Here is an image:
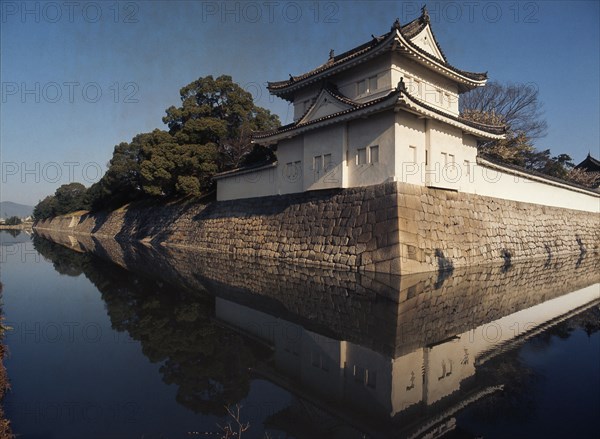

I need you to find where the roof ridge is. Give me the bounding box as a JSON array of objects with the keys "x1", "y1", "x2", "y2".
[
  {"x1": 398, "y1": 87, "x2": 506, "y2": 135},
  {"x1": 295, "y1": 85, "x2": 358, "y2": 125},
  {"x1": 253, "y1": 89, "x2": 400, "y2": 139},
  {"x1": 267, "y1": 14, "x2": 486, "y2": 96}
]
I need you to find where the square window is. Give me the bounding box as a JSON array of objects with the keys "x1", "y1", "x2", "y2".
[
  {"x1": 311, "y1": 350, "x2": 320, "y2": 367},
  {"x1": 413, "y1": 79, "x2": 421, "y2": 96},
  {"x1": 367, "y1": 370, "x2": 377, "y2": 389},
  {"x1": 354, "y1": 365, "x2": 366, "y2": 383},
  {"x1": 314, "y1": 155, "x2": 322, "y2": 173},
  {"x1": 370, "y1": 145, "x2": 379, "y2": 164},
  {"x1": 323, "y1": 154, "x2": 332, "y2": 171},
  {"x1": 369, "y1": 76, "x2": 377, "y2": 92},
  {"x1": 409, "y1": 145, "x2": 417, "y2": 163},
  {"x1": 357, "y1": 80, "x2": 366, "y2": 95},
  {"x1": 357, "y1": 148, "x2": 367, "y2": 165}
]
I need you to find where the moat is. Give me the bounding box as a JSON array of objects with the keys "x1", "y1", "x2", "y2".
[{"x1": 0, "y1": 229, "x2": 598, "y2": 438}]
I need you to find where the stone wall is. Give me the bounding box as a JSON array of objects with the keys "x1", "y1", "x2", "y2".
[{"x1": 34, "y1": 181, "x2": 599, "y2": 274}]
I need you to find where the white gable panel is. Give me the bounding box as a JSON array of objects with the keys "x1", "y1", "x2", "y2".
[
  {"x1": 410, "y1": 25, "x2": 445, "y2": 61},
  {"x1": 300, "y1": 90, "x2": 354, "y2": 124}
]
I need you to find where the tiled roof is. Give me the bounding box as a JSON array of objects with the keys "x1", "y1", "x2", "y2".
[
  {"x1": 267, "y1": 9, "x2": 486, "y2": 97},
  {"x1": 253, "y1": 88, "x2": 399, "y2": 139},
  {"x1": 253, "y1": 81, "x2": 505, "y2": 141},
  {"x1": 213, "y1": 161, "x2": 277, "y2": 180},
  {"x1": 479, "y1": 155, "x2": 600, "y2": 194},
  {"x1": 399, "y1": 9, "x2": 448, "y2": 62},
  {"x1": 398, "y1": 86, "x2": 506, "y2": 135},
  {"x1": 575, "y1": 154, "x2": 600, "y2": 172}
]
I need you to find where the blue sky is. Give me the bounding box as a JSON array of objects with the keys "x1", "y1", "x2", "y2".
[{"x1": 1, "y1": 0, "x2": 599, "y2": 206}]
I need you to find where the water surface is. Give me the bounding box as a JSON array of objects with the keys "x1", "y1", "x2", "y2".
[{"x1": 0, "y1": 230, "x2": 598, "y2": 438}]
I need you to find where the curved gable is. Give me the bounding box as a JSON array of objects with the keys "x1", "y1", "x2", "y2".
[
  {"x1": 299, "y1": 88, "x2": 355, "y2": 124},
  {"x1": 409, "y1": 24, "x2": 446, "y2": 62}
]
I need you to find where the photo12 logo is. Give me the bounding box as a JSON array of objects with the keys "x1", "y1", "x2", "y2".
[
  {"x1": 200, "y1": 1, "x2": 340, "y2": 24},
  {"x1": 0, "y1": 2, "x2": 140, "y2": 24},
  {"x1": 1, "y1": 82, "x2": 140, "y2": 104},
  {"x1": 1, "y1": 161, "x2": 105, "y2": 184},
  {"x1": 400, "y1": 2, "x2": 540, "y2": 24}
]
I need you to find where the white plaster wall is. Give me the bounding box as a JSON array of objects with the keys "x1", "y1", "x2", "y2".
[
  {"x1": 216, "y1": 166, "x2": 278, "y2": 201},
  {"x1": 292, "y1": 84, "x2": 322, "y2": 121},
  {"x1": 277, "y1": 137, "x2": 304, "y2": 195},
  {"x1": 291, "y1": 53, "x2": 394, "y2": 119},
  {"x1": 298, "y1": 331, "x2": 345, "y2": 400},
  {"x1": 346, "y1": 112, "x2": 396, "y2": 187},
  {"x1": 215, "y1": 298, "x2": 345, "y2": 398},
  {"x1": 466, "y1": 162, "x2": 600, "y2": 213},
  {"x1": 410, "y1": 26, "x2": 445, "y2": 61},
  {"x1": 335, "y1": 53, "x2": 395, "y2": 103},
  {"x1": 343, "y1": 343, "x2": 394, "y2": 415},
  {"x1": 303, "y1": 124, "x2": 345, "y2": 190},
  {"x1": 426, "y1": 120, "x2": 478, "y2": 191},
  {"x1": 395, "y1": 112, "x2": 427, "y2": 186},
  {"x1": 392, "y1": 53, "x2": 460, "y2": 116},
  {"x1": 424, "y1": 340, "x2": 476, "y2": 405},
  {"x1": 390, "y1": 349, "x2": 425, "y2": 415},
  {"x1": 394, "y1": 115, "x2": 478, "y2": 191}
]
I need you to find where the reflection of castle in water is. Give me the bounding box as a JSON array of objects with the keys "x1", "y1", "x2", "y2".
[
  {"x1": 216, "y1": 281, "x2": 598, "y2": 438},
  {"x1": 37, "y1": 231, "x2": 600, "y2": 438}
]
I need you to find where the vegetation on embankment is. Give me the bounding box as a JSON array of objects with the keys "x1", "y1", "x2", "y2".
[
  {"x1": 0, "y1": 221, "x2": 33, "y2": 231},
  {"x1": 33, "y1": 75, "x2": 280, "y2": 221},
  {"x1": 0, "y1": 283, "x2": 13, "y2": 439}
]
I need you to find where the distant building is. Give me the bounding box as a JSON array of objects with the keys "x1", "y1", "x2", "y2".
[
  {"x1": 215, "y1": 7, "x2": 505, "y2": 200},
  {"x1": 575, "y1": 153, "x2": 600, "y2": 173}
]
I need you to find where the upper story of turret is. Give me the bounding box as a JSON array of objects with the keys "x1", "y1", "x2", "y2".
[{"x1": 266, "y1": 7, "x2": 488, "y2": 122}]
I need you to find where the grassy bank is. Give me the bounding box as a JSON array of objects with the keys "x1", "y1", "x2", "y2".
[
  {"x1": 0, "y1": 283, "x2": 13, "y2": 438},
  {"x1": 0, "y1": 224, "x2": 32, "y2": 231}
]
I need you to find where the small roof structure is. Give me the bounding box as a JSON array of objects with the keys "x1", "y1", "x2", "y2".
[{"x1": 575, "y1": 153, "x2": 600, "y2": 173}]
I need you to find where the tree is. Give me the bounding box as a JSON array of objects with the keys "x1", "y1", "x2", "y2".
[
  {"x1": 461, "y1": 81, "x2": 547, "y2": 141},
  {"x1": 163, "y1": 75, "x2": 280, "y2": 170},
  {"x1": 33, "y1": 195, "x2": 58, "y2": 220},
  {"x1": 460, "y1": 81, "x2": 584, "y2": 181},
  {"x1": 33, "y1": 183, "x2": 90, "y2": 220},
  {"x1": 37, "y1": 76, "x2": 282, "y2": 215},
  {"x1": 460, "y1": 81, "x2": 548, "y2": 168},
  {"x1": 4, "y1": 216, "x2": 22, "y2": 225},
  {"x1": 55, "y1": 182, "x2": 89, "y2": 213},
  {"x1": 89, "y1": 140, "x2": 145, "y2": 210},
  {"x1": 564, "y1": 168, "x2": 600, "y2": 188}
]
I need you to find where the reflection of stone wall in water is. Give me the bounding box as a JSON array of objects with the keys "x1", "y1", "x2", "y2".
[
  {"x1": 34, "y1": 182, "x2": 600, "y2": 274},
  {"x1": 37, "y1": 230, "x2": 600, "y2": 359},
  {"x1": 31, "y1": 233, "x2": 270, "y2": 418},
  {"x1": 35, "y1": 231, "x2": 600, "y2": 438}
]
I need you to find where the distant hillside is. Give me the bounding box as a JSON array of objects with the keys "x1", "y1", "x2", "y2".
[{"x1": 0, "y1": 201, "x2": 34, "y2": 218}]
